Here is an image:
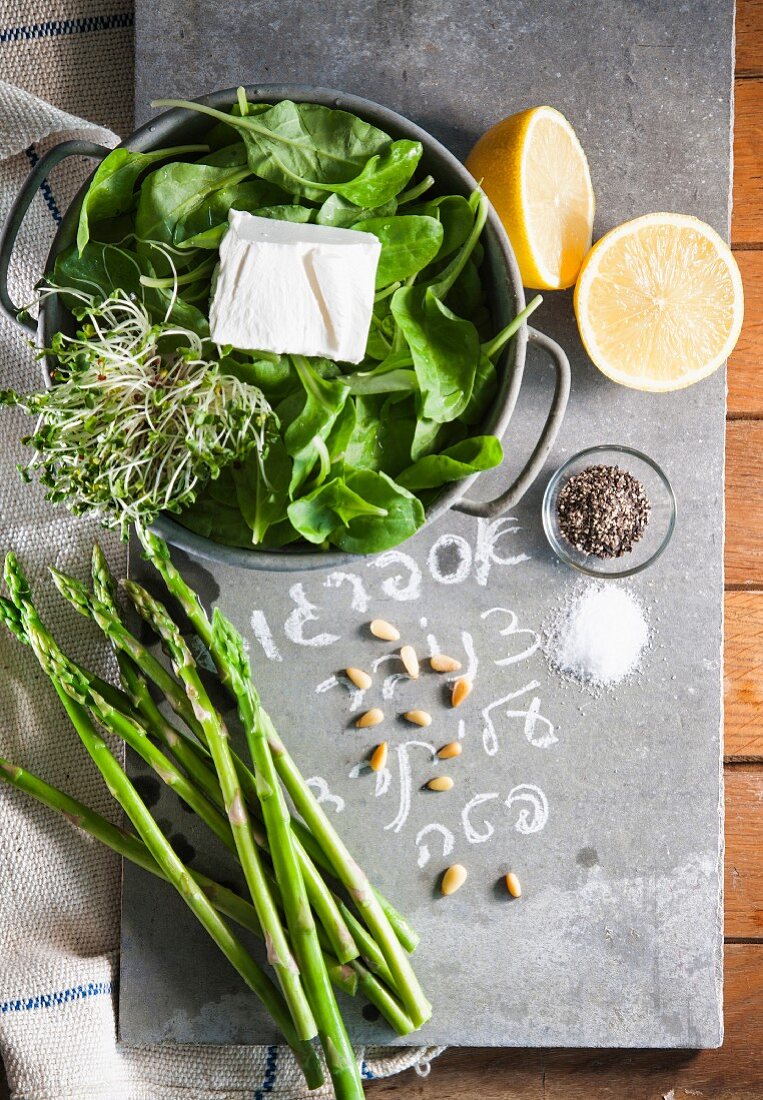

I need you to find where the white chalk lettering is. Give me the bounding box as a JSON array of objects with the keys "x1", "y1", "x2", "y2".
[
  {"x1": 249, "y1": 610, "x2": 283, "y2": 662},
  {"x1": 284, "y1": 583, "x2": 340, "y2": 647},
  {"x1": 415, "y1": 823, "x2": 455, "y2": 868},
  {"x1": 368, "y1": 550, "x2": 422, "y2": 601}
]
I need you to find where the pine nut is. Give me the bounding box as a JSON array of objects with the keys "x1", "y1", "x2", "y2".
[
  {"x1": 505, "y1": 871, "x2": 522, "y2": 898},
  {"x1": 437, "y1": 741, "x2": 462, "y2": 759},
  {"x1": 356, "y1": 707, "x2": 384, "y2": 728},
  {"x1": 346, "y1": 667, "x2": 372, "y2": 690},
  {"x1": 441, "y1": 864, "x2": 467, "y2": 896},
  {"x1": 369, "y1": 742, "x2": 388, "y2": 772},
  {"x1": 426, "y1": 775, "x2": 454, "y2": 792},
  {"x1": 403, "y1": 709, "x2": 432, "y2": 727},
  {"x1": 430, "y1": 654, "x2": 462, "y2": 673},
  {"x1": 451, "y1": 677, "x2": 473, "y2": 708},
  {"x1": 370, "y1": 619, "x2": 400, "y2": 642},
  {"x1": 400, "y1": 644, "x2": 419, "y2": 679}
]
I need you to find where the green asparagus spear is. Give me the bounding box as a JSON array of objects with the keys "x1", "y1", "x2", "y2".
[
  {"x1": 135, "y1": 525, "x2": 430, "y2": 1028},
  {"x1": 55, "y1": 560, "x2": 358, "y2": 967},
  {"x1": 0, "y1": 753, "x2": 357, "y2": 998},
  {"x1": 2, "y1": 554, "x2": 323, "y2": 1090},
  {"x1": 120, "y1": 579, "x2": 317, "y2": 1044},
  {"x1": 211, "y1": 608, "x2": 364, "y2": 1100}
]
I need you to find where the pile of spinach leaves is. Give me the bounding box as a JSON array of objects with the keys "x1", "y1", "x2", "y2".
[{"x1": 52, "y1": 91, "x2": 539, "y2": 555}]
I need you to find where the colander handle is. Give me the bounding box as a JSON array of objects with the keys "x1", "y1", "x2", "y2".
[
  {"x1": 453, "y1": 326, "x2": 571, "y2": 518},
  {"x1": 0, "y1": 139, "x2": 111, "y2": 334}
]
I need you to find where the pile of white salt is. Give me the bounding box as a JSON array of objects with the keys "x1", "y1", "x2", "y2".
[{"x1": 545, "y1": 583, "x2": 650, "y2": 688}]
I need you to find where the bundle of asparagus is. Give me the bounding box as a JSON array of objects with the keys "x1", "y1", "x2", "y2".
[{"x1": 0, "y1": 527, "x2": 431, "y2": 1100}]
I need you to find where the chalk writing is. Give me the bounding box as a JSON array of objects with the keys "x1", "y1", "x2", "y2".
[
  {"x1": 506, "y1": 784, "x2": 549, "y2": 834},
  {"x1": 368, "y1": 550, "x2": 422, "y2": 601},
  {"x1": 249, "y1": 610, "x2": 283, "y2": 662},
  {"x1": 427, "y1": 533, "x2": 473, "y2": 585},
  {"x1": 323, "y1": 571, "x2": 370, "y2": 613},
  {"x1": 306, "y1": 777, "x2": 345, "y2": 814},
  {"x1": 415, "y1": 823, "x2": 455, "y2": 868},
  {"x1": 481, "y1": 606, "x2": 541, "y2": 667},
  {"x1": 315, "y1": 674, "x2": 365, "y2": 710},
  {"x1": 384, "y1": 740, "x2": 436, "y2": 834},
  {"x1": 461, "y1": 792, "x2": 499, "y2": 843},
  {"x1": 284, "y1": 583, "x2": 339, "y2": 647},
  {"x1": 474, "y1": 517, "x2": 530, "y2": 586}
]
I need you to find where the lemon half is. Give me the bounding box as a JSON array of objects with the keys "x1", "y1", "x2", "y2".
[
  {"x1": 574, "y1": 212, "x2": 744, "y2": 392},
  {"x1": 466, "y1": 105, "x2": 595, "y2": 290}
]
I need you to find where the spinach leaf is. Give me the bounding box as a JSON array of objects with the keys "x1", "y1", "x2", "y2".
[
  {"x1": 52, "y1": 241, "x2": 208, "y2": 334},
  {"x1": 327, "y1": 140, "x2": 422, "y2": 206},
  {"x1": 283, "y1": 355, "x2": 350, "y2": 494},
  {"x1": 355, "y1": 215, "x2": 443, "y2": 287},
  {"x1": 155, "y1": 98, "x2": 421, "y2": 205},
  {"x1": 287, "y1": 476, "x2": 389, "y2": 544},
  {"x1": 196, "y1": 143, "x2": 248, "y2": 167},
  {"x1": 389, "y1": 193, "x2": 489, "y2": 422},
  {"x1": 221, "y1": 355, "x2": 297, "y2": 403},
  {"x1": 345, "y1": 395, "x2": 416, "y2": 476},
  {"x1": 447, "y1": 258, "x2": 484, "y2": 318},
  {"x1": 177, "y1": 469, "x2": 257, "y2": 549},
  {"x1": 421, "y1": 195, "x2": 474, "y2": 258},
  {"x1": 232, "y1": 434, "x2": 292, "y2": 544},
  {"x1": 317, "y1": 193, "x2": 396, "y2": 228},
  {"x1": 77, "y1": 145, "x2": 207, "y2": 254},
  {"x1": 461, "y1": 353, "x2": 498, "y2": 426},
  {"x1": 172, "y1": 180, "x2": 287, "y2": 244},
  {"x1": 328, "y1": 468, "x2": 425, "y2": 553},
  {"x1": 323, "y1": 398, "x2": 356, "y2": 471},
  {"x1": 135, "y1": 162, "x2": 252, "y2": 246},
  {"x1": 391, "y1": 286, "x2": 480, "y2": 422},
  {"x1": 397, "y1": 435, "x2": 503, "y2": 490},
  {"x1": 345, "y1": 359, "x2": 418, "y2": 396}
]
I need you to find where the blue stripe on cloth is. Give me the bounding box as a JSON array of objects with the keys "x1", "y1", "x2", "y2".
[
  {"x1": 24, "y1": 144, "x2": 62, "y2": 225},
  {"x1": 0, "y1": 980, "x2": 113, "y2": 1015},
  {"x1": 254, "y1": 1044, "x2": 278, "y2": 1099},
  {"x1": 0, "y1": 14, "x2": 134, "y2": 43},
  {"x1": 361, "y1": 1060, "x2": 376, "y2": 1080}
]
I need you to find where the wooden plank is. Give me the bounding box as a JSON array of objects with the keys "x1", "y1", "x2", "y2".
[
  {"x1": 725, "y1": 421, "x2": 763, "y2": 586},
  {"x1": 736, "y1": 0, "x2": 763, "y2": 76},
  {"x1": 732, "y1": 79, "x2": 763, "y2": 245},
  {"x1": 728, "y1": 250, "x2": 763, "y2": 417},
  {"x1": 725, "y1": 592, "x2": 763, "y2": 758},
  {"x1": 368, "y1": 944, "x2": 763, "y2": 1098},
  {"x1": 725, "y1": 767, "x2": 763, "y2": 938}
]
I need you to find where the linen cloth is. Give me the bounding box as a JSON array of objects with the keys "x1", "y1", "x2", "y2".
[{"x1": 0, "y1": 5, "x2": 442, "y2": 1096}]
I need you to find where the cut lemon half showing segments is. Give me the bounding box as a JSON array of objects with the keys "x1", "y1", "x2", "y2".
[
  {"x1": 574, "y1": 213, "x2": 744, "y2": 392},
  {"x1": 466, "y1": 105, "x2": 595, "y2": 291}
]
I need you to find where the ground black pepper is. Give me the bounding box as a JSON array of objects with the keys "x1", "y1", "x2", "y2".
[{"x1": 556, "y1": 464, "x2": 650, "y2": 558}]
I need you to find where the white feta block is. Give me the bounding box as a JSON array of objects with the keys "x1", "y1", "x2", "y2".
[{"x1": 209, "y1": 209, "x2": 381, "y2": 364}]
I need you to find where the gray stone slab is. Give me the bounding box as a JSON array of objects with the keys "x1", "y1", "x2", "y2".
[{"x1": 123, "y1": 0, "x2": 731, "y2": 1049}]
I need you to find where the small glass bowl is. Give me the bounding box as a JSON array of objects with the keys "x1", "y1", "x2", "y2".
[{"x1": 542, "y1": 444, "x2": 676, "y2": 578}]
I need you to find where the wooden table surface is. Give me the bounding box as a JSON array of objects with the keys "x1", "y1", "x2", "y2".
[
  {"x1": 0, "y1": 6, "x2": 760, "y2": 1099},
  {"x1": 366, "y1": 3, "x2": 763, "y2": 1097}
]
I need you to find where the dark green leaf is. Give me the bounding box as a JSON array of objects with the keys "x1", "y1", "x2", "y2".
[
  {"x1": 283, "y1": 356, "x2": 350, "y2": 494},
  {"x1": 287, "y1": 475, "x2": 388, "y2": 544},
  {"x1": 317, "y1": 193, "x2": 397, "y2": 228},
  {"x1": 232, "y1": 434, "x2": 292, "y2": 544},
  {"x1": 391, "y1": 285, "x2": 480, "y2": 422},
  {"x1": 328, "y1": 468, "x2": 425, "y2": 553},
  {"x1": 135, "y1": 162, "x2": 252, "y2": 246},
  {"x1": 397, "y1": 435, "x2": 503, "y2": 491},
  {"x1": 52, "y1": 241, "x2": 208, "y2": 334},
  {"x1": 177, "y1": 469, "x2": 254, "y2": 549},
  {"x1": 77, "y1": 144, "x2": 208, "y2": 254},
  {"x1": 355, "y1": 214, "x2": 443, "y2": 287}
]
